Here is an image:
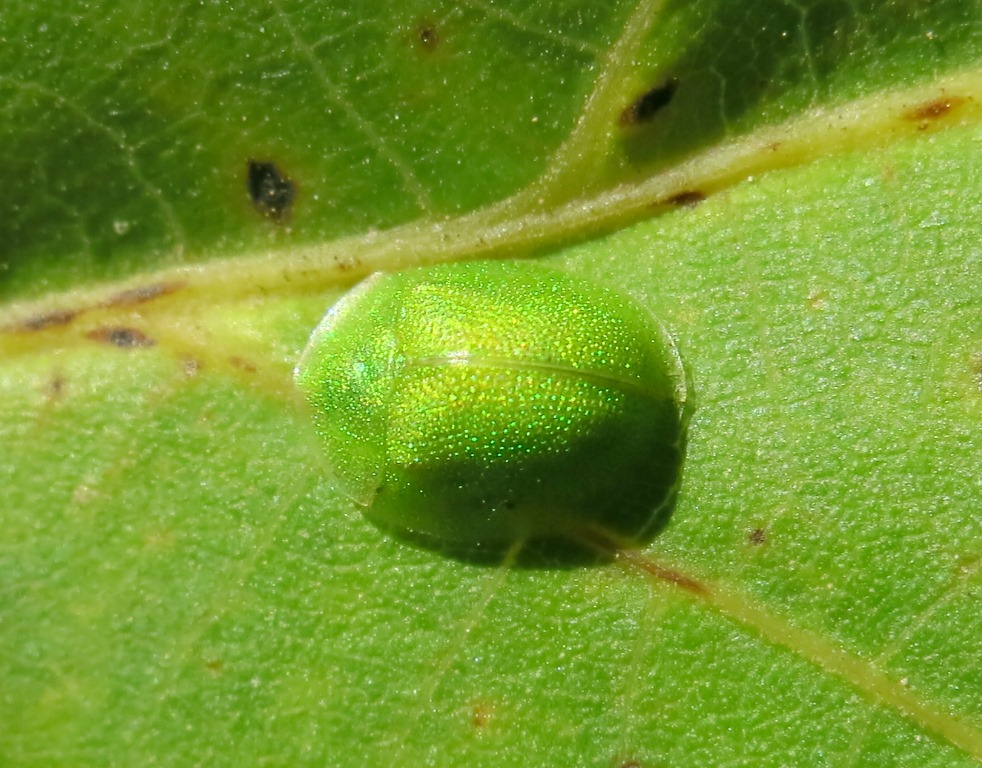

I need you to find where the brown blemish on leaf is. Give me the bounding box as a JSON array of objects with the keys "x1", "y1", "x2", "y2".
[
  {"x1": 415, "y1": 21, "x2": 440, "y2": 52},
  {"x1": 666, "y1": 190, "x2": 706, "y2": 207},
  {"x1": 619, "y1": 78, "x2": 678, "y2": 126},
  {"x1": 229, "y1": 356, "x2": 258, "y2": 373},
  {"x1": 904, "y1": 95, "x2": 966, "y2": 123},
  {"x1": 972, "y1": 351, "x2": 982, "y2": 393},
  {"x1": 204, "y1": 659, "x2": 225, "y2": 675},
  {"x1": 7, "y1": 282, "x2": 185, "y2": 337},
  {"x1": 618, "y1": 549, "x2": 707, "y2": 595},
  {"x1": 469, "y1": 700, "x2": 494, "y2": 730},
  {"x1": 144, "y1": 528, "x2": 176, "y2": 552},
  {"x1": 749, "y1": 527, "x2": 767, "y2": 546},
  {"x1": 335, "y1": 256, "x2": 360, "y2": 272},
  {"x1": 247, "y1": 160, "x2": 296, "y2": 222},
  {"x1": 48, "y1": 374, "x2": 66, "y2": 398},
  {"x1": 955, "y1": 553, "x2": 980, "y2": 581},
  {"x1": 608, "y1": 754, "x2": 644, "y2": 768},
  {"x1": 18, "y1": 308, "x2": 79, "y2": 332},
  {"x1": 183, "y1": 358, "x2": 202, "y2": 377},
  {"x1": 86, "y1": 326, "x2": 156, "y2": 349},
  {"x1": 72, "y1": 484, "x2": 99, "y2": 505},
  {"x1": 46, "y1": 375, "x2": 67, "y2": 401},
  {"x1": 104, "y1": 281, "x2": 185, "y2": 308},
  {"x1": 807, "y1": 290, "x2": 828, "y2": 311}
]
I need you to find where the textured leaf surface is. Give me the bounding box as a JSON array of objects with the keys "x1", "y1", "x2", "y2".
[{"x1": 1, "y1": 1, "x2": 980, "y2": 766}]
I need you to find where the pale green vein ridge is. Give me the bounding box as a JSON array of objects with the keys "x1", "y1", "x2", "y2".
[
  {"x1": 387, "y1": 542, "x2": 523, "y2": 763},
  {"x1": 462, "y1": 0, "x2": 601, "y2": 56},
  {"x1": 514, "y1": 0, "x2": 671, "y2": 206},
  {"x1": 0, "y1": 78, "x2": 187, "y2": 254},
  {"x1": 874, "y1": 558, "x2": 982, "y2": 669},
  {"x1": 622, "y1": 551, "x2": 982, "y2": 760},
  {"x1": 268, "y1": 0, "x2": 435, "y2": 214}
]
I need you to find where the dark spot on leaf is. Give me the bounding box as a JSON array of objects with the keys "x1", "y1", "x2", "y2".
[
  {"x1": 86, "y1": 327, "x2": 156, "y2": 349},
  {"x1": 247, "y1": 160, "x2": 296, "y2": 222},
  {"x1": 749, "y1": 527, "x2": 767, "y2": 545},
  {"x1": 183, "y1": 358, "x2": 202, "y2": 377},
  {"x1": 955, "y1": 553, "x2": 980, "y2": 580},
  {"x1": 143, "y1": 528, "x2": 176, "y2": 551},
  {"x1": 666, "y1": 190, "x2": 706, "y2": 207},
  {"x1": 620, "y1": 79, "x2": 678, "y2": 126},
  {"x1": 972, "y1": 352, "x2": 982, "y2": 393},
  {"x1": 18, "y1": 309, "x2": 79, "y2": 332},
  {"x1": 904, "y1": 95, "x2": 966, "y2": 123},
  {"x1": 807, "y1": 290, "x2": 828, "y2": 311},
  {"x1": 204, "y1": 659, "x2": 225, "y2": 675},
  {"x1": 470, "y1": 700, "x2": 494, "y2": 729},
  {"x1": 416, "y1": 21, "x2": 440, "y2": 51},
  {"x1": 229, "y1": 356, "x2": 258, "y2": 373},
  {"x1": 608, "y1": 755, "x2": 643, "y2": 768},
  {"x1": 46, "y1": 375, "x2": 67, "y2": 400},
  {"x1": 619, "y1": 549, "x2": 707, "y2": 595},
  {"x1": 104, "y1": 281, "x2": 185, "y2": 308}
]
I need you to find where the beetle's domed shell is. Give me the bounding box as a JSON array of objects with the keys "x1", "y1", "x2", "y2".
[{"x1": 295, "y1": 260, "x2": 689, "y2": 552}]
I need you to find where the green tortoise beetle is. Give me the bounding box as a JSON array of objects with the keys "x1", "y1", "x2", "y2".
[{"x1": 295, "y1": 259, "x2": 691, "y2": 554}]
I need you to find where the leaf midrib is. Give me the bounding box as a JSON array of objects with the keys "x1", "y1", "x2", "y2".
[{"x1": 1, "y1": 68, "x2": 979, "y2": 338}]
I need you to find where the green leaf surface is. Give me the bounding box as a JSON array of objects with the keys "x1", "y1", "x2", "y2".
[{"x1": 1, "y1": 1, "x2": 981, "y2": 766}]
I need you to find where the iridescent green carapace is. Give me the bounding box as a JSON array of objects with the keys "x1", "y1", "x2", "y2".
[{"x1": 295, "y1": 260, "x2": 690, "y2": 553}]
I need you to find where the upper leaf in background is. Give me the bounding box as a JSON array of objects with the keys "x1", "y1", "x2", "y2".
[{"x1": 0, "y1": 0, "x2": 978, "y2": 300}]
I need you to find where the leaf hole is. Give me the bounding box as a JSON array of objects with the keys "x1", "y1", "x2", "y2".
[
  {"x1": 415, "y1": 21, "x2": 440, "y2": 52},
  {"x1": 619, "y1": 78, "x2": 679, "y2": 126},
  {"x1": 247, "y1": 160, "x2": 296, "y2": 223}
]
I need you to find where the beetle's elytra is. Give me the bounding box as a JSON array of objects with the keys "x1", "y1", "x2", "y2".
[{"x1": 295, "y1": 260, "x2": 690, "y2": 553}]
